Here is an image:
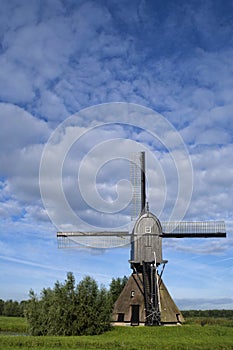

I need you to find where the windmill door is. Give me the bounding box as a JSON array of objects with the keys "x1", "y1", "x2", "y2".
[{"x1": 131, "y1": 305, "x2": 140, "y2": 326}]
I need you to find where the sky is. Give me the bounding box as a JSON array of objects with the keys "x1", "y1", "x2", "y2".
[{"x1": 0, "y1": 0, "x2": 233, "y2": 310}]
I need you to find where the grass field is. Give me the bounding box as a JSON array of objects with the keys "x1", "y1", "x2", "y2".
[
  {"x1": 0, "y1": 316, "x2": 232, "y2": 350},
  {"x1": 0, "y1": 316, "x2": 28, "y2": 333}
]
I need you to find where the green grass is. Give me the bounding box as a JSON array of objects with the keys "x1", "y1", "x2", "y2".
[
  {"x1": 0, "y1": 316, "x2": 28, "y2": 333},
  {"x1": 185, "y1": 316, "x2": 233, "y2": 327},
  {"x1": 0, "y1": 316, "x2": 233, "y2": 350}
]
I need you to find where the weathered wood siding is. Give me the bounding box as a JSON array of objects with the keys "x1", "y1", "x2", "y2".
[{"x1": 131, "y1": 212, "x2": 163, "y2": 264}]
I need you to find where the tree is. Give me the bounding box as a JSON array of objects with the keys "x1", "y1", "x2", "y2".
[
  {"x1": 0, "y1": 299, "x2": 4, "y2": 315},
  {"x1": 25, "y1": 290, "x2": 43, "y2": 335},
  {"x1": 2, "y1": 300, "x2": 22, "y2": 317},
  {"x1": 109, "y1": 276, "x2": 128, "y2": 304},
  {"x1": 76, "y1": 276, "x2": 100, "y2": 335},
  {"x1": 96, "y1": 285, "x2": 113, "y2": 333},
  {"x1": 25, "y1": 273, "x2": 112, "y2": 336},
  {"x1": 74, "y1": 276, "x2": 113, "y2": 335}
]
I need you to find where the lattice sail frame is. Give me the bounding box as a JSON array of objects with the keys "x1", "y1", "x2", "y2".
[
  {"x1": 57, "y1": 232, "x2": 131, "y2": 249},
  {"x1": 161, "y1": 220, "x2": 226, "y2": 237},
  {"x1": 57, "y1": 221, "x2": 226, "y2": 249},
  {"x1": 130, "y1": 152, "x2": 142, "y2": 219}
]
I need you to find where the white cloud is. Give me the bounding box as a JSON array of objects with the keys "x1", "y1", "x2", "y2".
[
  {"x1": 0, "y1": 59, "x2": 35, "y2": 103},
  {"x1": 185, "y1": 145, "x2": 233, "y2": 221},
  {"x1": 0, "y1": 103, "x2": 51, "y2": 224},
  {"x1": 36, "y1": 89, "x2": 69, "y2": 121},
  {"x1": 0, "y1": 103, "x2": 49, "y2": 152},
  {"x1": 0, "y1": 0, "x2": 232, "y2": 301}
]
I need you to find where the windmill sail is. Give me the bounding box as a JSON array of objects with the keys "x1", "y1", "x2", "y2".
[
  {"x1": 130, "y1": 152, "x2": 146, "y2": 219},
  {"x1": 57, "y1": 220, "x2": 226, "y2": 249},
  {"x1": 161, "y1": 221, "x2": 226, "y2": 238},
  {"x1": 57, "y1": 231, "x2": 130, "y2": 249}
]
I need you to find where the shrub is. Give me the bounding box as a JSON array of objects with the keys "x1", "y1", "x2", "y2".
[{"x1": 24, "y1": 273, "x2": 113, "y2": 336}]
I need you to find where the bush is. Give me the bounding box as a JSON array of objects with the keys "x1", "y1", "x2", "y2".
[
  {"x1": 0, "y1": 299, "x2": 26, "y2": 317},
  {"x1": 24, "y1": 273, "x2": 113, "y2": 336}
]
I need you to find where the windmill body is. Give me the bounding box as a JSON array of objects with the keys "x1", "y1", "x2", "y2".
[
  {"x1": 112, "y1": 210, "x2": 180, "y2": 326},
  {"x1": 57, "y1": 151, "x2": 226, "y2": 326},
  {"x1": 131, "y1": 211, "x2": 163, "y2": 266},
  {"x1": 130, "y1": 211, "x2": 164, "y2": 325}
]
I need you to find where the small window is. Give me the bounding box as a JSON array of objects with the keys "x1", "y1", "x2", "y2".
[
  {"x1": 145, "y1": 226, "x2": 151, "y2": 233},
  {"x1": 117, "y1": 313, "x2": 124, "y2": 322},
  {"x1": 131, "y1": 290, "x2": 135, "y2": 298}
]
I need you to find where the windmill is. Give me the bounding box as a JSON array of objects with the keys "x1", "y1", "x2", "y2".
[{"x1": 57, "y1": 151, "x2": 226, "y2": 326}]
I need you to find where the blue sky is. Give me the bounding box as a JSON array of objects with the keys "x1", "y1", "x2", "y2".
[{"x1": 0, "y1": 0, "x2": 233, "y2": 310}]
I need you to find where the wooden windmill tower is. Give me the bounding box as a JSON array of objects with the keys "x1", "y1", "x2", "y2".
[{"x1": 57, "y1": 152, "x2": 226, "y2": 326}]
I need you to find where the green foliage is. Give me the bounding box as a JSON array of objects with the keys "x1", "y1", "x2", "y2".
[
  {"x1": 182, "y1": 309, "x2": 233, "y2": 318},
  {"x1": 109, "y1": 276, "x2": 128, "y2": 304},
  {"x1": 0, "y1": 299, "x2": 26, "y2": 317},
  {"x1": 24, "y1": 273, "x2": 113, "y2": 336},
  {"x1": 76, "y1": 276, "x2": 112, "y2": 335},
  {"x1": 0, "y1": 300, "x2": 4, "y2": 315}
]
